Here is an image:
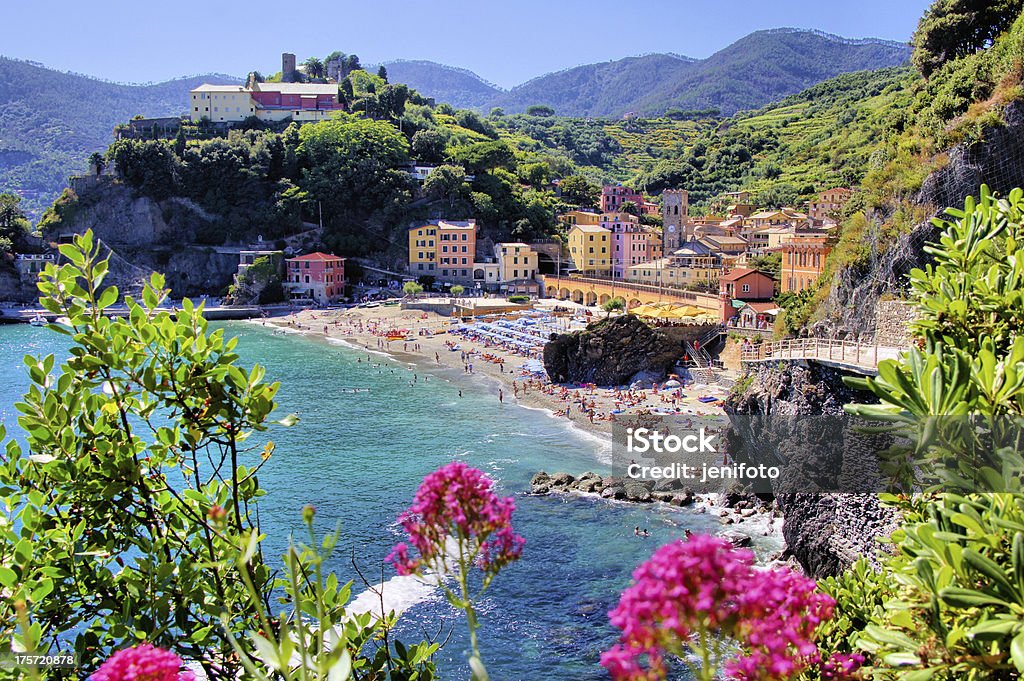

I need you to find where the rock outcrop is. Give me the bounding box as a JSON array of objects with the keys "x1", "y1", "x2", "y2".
[
  {"x1": 543, "y1": 315, "x2": 705, "y2": 386},
  {"x1": 727, "y1": 362, "x2": 902, "y2": 577}
]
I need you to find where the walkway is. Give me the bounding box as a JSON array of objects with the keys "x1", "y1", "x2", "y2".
[{"x1": 740, "y1": 337, "x2": 906, "y2": 375}]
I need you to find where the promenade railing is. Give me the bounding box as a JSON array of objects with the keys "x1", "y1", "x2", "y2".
[{"x1": 740, "y1": 337, "x2": 905, "y2": 370}]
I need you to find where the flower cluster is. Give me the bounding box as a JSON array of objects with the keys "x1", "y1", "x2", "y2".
[
  {"x1": 819, "y1": 652, "x2": 865, "y2": 680},
  {"x1": 601, "y1": 534, "x2": 835, "y2": 681},
  {"x1": 387, "y1": 461, "x2": 524, "y2": 578},
  {"x1": 91, "y1": 643, "x2": 195, "y2": 681}
]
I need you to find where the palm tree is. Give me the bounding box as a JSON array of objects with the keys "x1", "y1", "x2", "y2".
[
  {"x1": 88, "y1": 152, "x2": 105, "y2": 176},
  {"x1": 303, "y1": 57, "x2": 324, "y2": 80}
]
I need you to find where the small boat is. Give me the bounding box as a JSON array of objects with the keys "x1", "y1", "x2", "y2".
[{"x1": 28, "y1": 313, "x2": 47, "y2": 326}]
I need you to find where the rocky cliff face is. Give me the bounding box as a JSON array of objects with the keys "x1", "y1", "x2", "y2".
[
  {"x1": 543, "y1": 315, "x2": 706, "y2": 386},
  {"x1": 43, "y1": 180, "x2": 238, "y2": 298},
  {"x1": 815, "y1": 101, "x2": 1024, "y2": 339},
  {"x1": 727, "y1": 362, "x2": 902, "y2": 577}
]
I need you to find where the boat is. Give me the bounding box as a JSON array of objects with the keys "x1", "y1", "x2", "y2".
[{"x1": 28, "y1": 313, "x2": 47, "y2": 326}]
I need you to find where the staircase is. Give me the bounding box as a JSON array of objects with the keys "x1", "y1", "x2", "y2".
[{"x1": 684, "y1": 327, "x2": 727, "y2": 384}]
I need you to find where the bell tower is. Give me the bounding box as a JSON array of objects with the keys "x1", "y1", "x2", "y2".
[{"x1": 661, "y1": 189, "x2": 689, "y2": 254}]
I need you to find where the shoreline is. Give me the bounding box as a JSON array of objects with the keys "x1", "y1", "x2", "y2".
[{"x1": 247, "y1": 307, "x2": 785, "y2": 547}]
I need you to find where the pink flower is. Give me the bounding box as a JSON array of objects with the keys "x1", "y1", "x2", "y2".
[
  {"x1": 602, "y1": 534, "x2": 835, "y2": 681},
  {"x1": 91, "y1": 643, "x2": 195, "y2": 681},
  {"x1": 819, "y1": 652, "x2": 865, "y2": 680},
  {"x1": 388, "y1": 462, "x2": 524, "y2": 578}
]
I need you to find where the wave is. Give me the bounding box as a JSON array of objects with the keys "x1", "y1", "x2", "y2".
[{"x1": 347, "y1": 573, "x2": 440, "y2": 619}]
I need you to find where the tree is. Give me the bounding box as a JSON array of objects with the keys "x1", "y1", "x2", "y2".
[
  {"x1": 303, "y1": 56, "x2": 324, "y2": 79},
  {"x1": 403, "y1": 281, "x2": 424, "y2": 296},
  {"x1": 0, "y1": 232, "x2": 283, "y2": 677},
  {"x1": 422, "y1": 164, "x2": 468, "y2": 209},
  {"x1": 619, "y1": 200, "x2": 640, "y2": 216},
  {"x1": 912, "y1": 0, "x2": 1024, "y2": 77},
  {"x1": 489, "y1": 107, "x2": 505, "y2": 117},
  {"x1": 450, "y1": 284, "x2": 465, "y2": 298},
  {"x1": 0, "y1": 193, "x2": 32, "y2": 252},
  {"x1": 602, "y1": 296, "x2": 626, "y2": 316},
  {"x1": 411, "y1": 129, "x2": 448, "y2": 164},
  {"x1": 88, "y1": 151, "x2": 105, "y2": 176},
  {"x1": 377, "y1": 65, "x2": 388, "y2": 81},
  {"x1": 748, "y1": 252, "x2": 781, "y2": 280},
  {"x1": 296, "y1": 114, "x2": 412, "y2": 253},
  {"x1": 526, "y1": 105, "x2": 555, "y2": 117},
  {"x1": 559, "y1": 175, "x2": 600, "y2": 207},
  {"x1": 450, "y1": 140, "x2": 515, "y2": 174}
]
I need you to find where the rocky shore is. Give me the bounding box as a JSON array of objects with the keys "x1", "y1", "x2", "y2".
[{"x1": 529, "y1": 470, "x2": 780, "y2": 548}]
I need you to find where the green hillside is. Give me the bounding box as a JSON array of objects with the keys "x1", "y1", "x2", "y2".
[{"x1": 0, "y1": 57, "x2": 239, "y2": 217}]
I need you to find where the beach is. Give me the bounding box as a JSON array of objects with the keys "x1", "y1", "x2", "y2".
[{"x1": 256, "y1": 303, "x2": 735, "y2": 440}]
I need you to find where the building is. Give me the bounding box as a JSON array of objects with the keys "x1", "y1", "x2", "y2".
[
  {"x1": 284, "y1": 252, "x2": 345, "y2": 304},
  {"x1": 600, "y1": 185, "x2": 646, "y2": 213},
  {"x1": 406, "y1": 220, "x2": 478, "y2": 284},
  {"x1": 567, "y1": 225, "x2": 612, "y2": 276},
  {"x1": 496, "y1": 243, "x2": 539, "y2": 284},
  {"x1": 661, "y1": 189, "x2": 690, "y2": 254},
  {"x1": 625, "y1": 242, "x2": 720, "y2": 287},
  {"x1": 698, "y1": 235, "x2": 748, "y2": 258},
  {"x1": 602, "y1": 212, "x2": 649, "y2": 279},
  {"x1": 748, "y1": 226, "x2": 794, "y2": 254},
  {"x1": 719, "y1": 268, "x2": 776, "y2": 323},
  {"x1": 14, "y1": 253, "x2": 55, "y2": 280},
  {"x1": 807, "y1": 188, "x2": 853, "y2": 223},
  {"x1": 777, "y1": 235, "x2": 832, "y2": 293},
  {"x1": 559, "y1": 210, "x2": 602, "y2": 227},
  {"x1": 189, "y1": 81, "x2": 344, "y2": 125}
]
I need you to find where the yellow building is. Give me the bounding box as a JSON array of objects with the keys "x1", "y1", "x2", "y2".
[
  {"x1": 625, "y1": 245, "x2": 720, "y2": 287},
  {"x1": 408, "y1": 224, "x2": 438, "y2": 275},
  {"x1": 559, "y1": 210, "x2": 602, "y2": 227},
  {"x1": 497, "y1": 243, "x2": 539, "y2": 282},
  {"x1": 568, "y1": 225, "x2": 612, "y2": 276},
  {"x1": 190, "y1": 82, "x2": 344, "y2": 124},
  {"x1": 777, "y1": 235, "x2": 832, "y2": 294}
]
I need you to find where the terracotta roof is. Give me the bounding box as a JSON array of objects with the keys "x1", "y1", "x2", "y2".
[
  {"x1": 720, "y1": 268, "x2": 768, "y2": 282},
  {"x1": 287, "y1": 252, "x2": 343, "y2": 262},
  {"x1": 741, "y1": 301, "x2": 780, "y2": 314}
]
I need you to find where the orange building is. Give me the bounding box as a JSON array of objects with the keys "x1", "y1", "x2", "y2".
[{"x1": 777, "y1": 235, "x2": 832, "y2": 293}]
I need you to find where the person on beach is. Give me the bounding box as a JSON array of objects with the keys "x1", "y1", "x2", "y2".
[{"x1": 499, "y1": 389, "x2": 503, "y2": 404}]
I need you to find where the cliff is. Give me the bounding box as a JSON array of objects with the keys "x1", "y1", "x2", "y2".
[
  {"x1": 42, "y1": 180, "x2": 239, "y2": 298},
  {"x1": 814, "y1": 101, "x2": 1024, "y2": 339},
  {"x1": 727, "y1": 361, "x2": 902, "y2": 577}
]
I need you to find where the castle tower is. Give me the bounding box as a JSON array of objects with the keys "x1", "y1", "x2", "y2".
[
  {"x1": 282, "y1": 53, "x2": 297, "y2": 83},
  {"x1": 661, "y1": 189, "x2": 690, "y2": 254}
]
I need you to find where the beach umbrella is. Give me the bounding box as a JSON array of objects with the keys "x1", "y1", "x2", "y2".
[{"x1": 663, "y1": 379, "x2": 682, "y2": 388}]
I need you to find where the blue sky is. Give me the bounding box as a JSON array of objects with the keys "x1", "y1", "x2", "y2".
[{"x1": 5, "y1": 0, "x2": 932, "y2": 88}]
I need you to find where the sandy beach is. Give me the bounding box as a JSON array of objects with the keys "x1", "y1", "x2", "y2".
[{"x1": 255, "y1": 304, "x2": 734, "y2": 440}]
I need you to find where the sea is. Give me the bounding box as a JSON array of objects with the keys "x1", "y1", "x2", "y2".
[{"x1": 0, "y1": 321, "x2": 782, "y2": 680}]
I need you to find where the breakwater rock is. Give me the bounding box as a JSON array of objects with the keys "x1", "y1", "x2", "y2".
[{"x1": 542, "y1": 314, "x2": 706, "y2": 386}]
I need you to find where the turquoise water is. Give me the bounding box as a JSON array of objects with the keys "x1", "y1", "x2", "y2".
[{"x1": 0, "y1": 322, "x2": 780, "y2": 680}]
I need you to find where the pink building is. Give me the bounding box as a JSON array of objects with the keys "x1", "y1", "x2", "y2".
[
  {"x1": 284, "y1": 252, "x2": 346, "y2": 305},
  {"x1": 600, "y1": 185, "x2": 646, "y2": 213},
  {"x1": 602, "y1": 212, "x2": 650, "y2": 278}
]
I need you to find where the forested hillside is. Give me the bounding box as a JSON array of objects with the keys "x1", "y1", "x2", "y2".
[{"x1": 0, "y1": 57, "x2": 239, "y2": 216}]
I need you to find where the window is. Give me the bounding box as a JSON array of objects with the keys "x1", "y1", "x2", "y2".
[{"x1": 742, "y1": 284, "x2": 750, "y2": 293}]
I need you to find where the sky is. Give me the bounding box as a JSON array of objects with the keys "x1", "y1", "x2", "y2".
[{"x1": 4, "y1": 0, "x2": 933, "y2": 89}]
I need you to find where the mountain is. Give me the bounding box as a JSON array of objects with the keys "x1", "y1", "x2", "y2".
[
  {"x1": 490, "y1": 29, "x2": 910, "y2": 117},
  {"x1": 0, "y1": 56, "x2": 239, "y2": 216},
  {"x1": 376, "y1": 60, "x2": 502, "y2": 109}
]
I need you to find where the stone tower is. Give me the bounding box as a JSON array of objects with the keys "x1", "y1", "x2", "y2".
[
  {"x1": 661, "y1": 189, "x2": 690, "y2": 254},
  {"x1": 282, "y1": 53, "x2": 297, "y2": 82}
]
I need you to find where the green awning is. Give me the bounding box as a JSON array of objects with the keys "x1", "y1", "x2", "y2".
[{"x1": 732, "y1": 299, "x2": 746, "y2": 308}]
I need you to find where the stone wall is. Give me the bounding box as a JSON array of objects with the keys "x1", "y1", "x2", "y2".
[{"x1": 874, "y1": 300, "x2": 919, "y2": 346}]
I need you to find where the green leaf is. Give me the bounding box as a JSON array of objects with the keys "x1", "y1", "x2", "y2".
[
  {"x1": 1012, "y1": 631, "x2": 1024, "y2": 673},
  {"x1": 940, "y1": 587, "x2": 1012, "y2": 609}
]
